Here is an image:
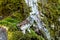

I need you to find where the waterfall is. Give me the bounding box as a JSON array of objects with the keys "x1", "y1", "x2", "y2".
[
  {"x1": 17, "y1": 0, "x2": 51, "y2": 40},
  {"x1": 25, "y1": 0, "x2": 51, "y2": 40}
]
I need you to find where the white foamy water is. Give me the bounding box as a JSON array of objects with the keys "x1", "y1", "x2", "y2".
[{"x1": 18, "y1": 0, "x2": 51, "y2": 40}]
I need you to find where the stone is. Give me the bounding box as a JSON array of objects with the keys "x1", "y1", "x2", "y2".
[{"x1": 0, "y1": 27, "x2": 7, "y2": 40}]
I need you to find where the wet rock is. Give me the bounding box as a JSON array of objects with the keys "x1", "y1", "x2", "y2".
[{"x1": 0, "y1": 27, "x2": 7, "y2": 40}]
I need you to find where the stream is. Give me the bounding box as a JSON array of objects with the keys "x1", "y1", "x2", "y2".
[
  {"x1": 25, "y1": 0, "x2": 51, "y2": 40},
  {"x1": 17, "y1": 0, "x2": 51, "y2": 40}
]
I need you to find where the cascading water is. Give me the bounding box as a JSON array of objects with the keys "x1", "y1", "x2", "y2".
[
  {"x1": 17, "y1": 0, "x2": 51, "y2": 40},
  {"x1": 25, "y1": 0, "x2": 51, "y2": 40}
]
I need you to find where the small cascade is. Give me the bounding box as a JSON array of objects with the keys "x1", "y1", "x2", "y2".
[
  {"x1": 25, "y1": 0, "x2": 51, "y2": 40},
  {"x1": 17, "y1": 0, "x2": 51, "y2": 40}
]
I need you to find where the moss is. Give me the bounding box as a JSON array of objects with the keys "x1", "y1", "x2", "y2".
[
  {"x1": 0, "y1": 0, "x2": 30, "y2": 20},
  {"x1": 8, "y1": 30, "x2": 44, "y2": 40}
]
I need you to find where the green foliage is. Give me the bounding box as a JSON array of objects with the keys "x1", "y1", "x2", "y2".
[
  {"x1": 38, "y1": 0, "x2": 60, "y2": 39},
  {"x1": 0, "y1": 0, "x2": 30, "y2": 20},
  {"x1": 8, "y1": 30, "x2": 44, "y2": 40},
  {"x1": 0, "y1": 17, "x2": 19, "y2": 31}
]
